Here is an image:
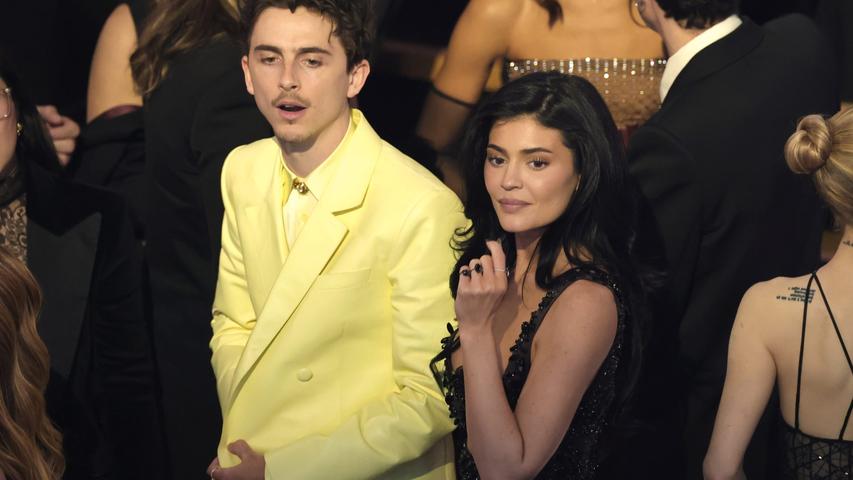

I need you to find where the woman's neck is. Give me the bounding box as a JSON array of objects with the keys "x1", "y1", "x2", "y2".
[
  {"x1": 828, "y1": 225, "x2": 853, "y2": 266},
  {"x1": 817, "y1": 225, "x2": 853, "y2": 288},
  {"x1": 513, "y1": 230, "x2": 542, "y2": 279},
  {"x1": 512, "y1": 229, "x2": 572, "y2": 284}
]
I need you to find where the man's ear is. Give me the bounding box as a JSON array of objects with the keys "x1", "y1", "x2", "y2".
[
  {"x1": 242, "y1": 55, "x2": 255, "y2": 95},
  {"x1": 346, "y1": 59, "x2": 370, "y2": 99}
]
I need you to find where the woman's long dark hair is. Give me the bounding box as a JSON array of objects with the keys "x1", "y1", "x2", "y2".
[
  {"x1": 452, "y1": 71, "x2": 651, "y2": 435},
  {"x1": 131, "y1": 0, "x2": 241, "y2": 95}
]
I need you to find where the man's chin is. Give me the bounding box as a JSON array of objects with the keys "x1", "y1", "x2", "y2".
[{"x1": 274, "y1": 128, "x2": 309, "y2": 145}]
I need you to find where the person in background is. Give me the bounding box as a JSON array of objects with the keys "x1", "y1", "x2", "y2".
[
  {"x1": 704, "y1": 108, "x2": 853, "y2": 479},
  {"x1": 431, "y1": 71, "x2": 650, "y2": 479},
  {"x1": 414, "y1": 0, "x2": 664, "y2": 197},
  {"x1": 1, "y1": 56, "x2": 162, "y2": 480},
  {"x1": 84, "y1": 0, "x2": 270, "y2": 477},
  {"x1": 207, "y1": 0, "x2": 464, "y2": 478},
  {"x1": 629, "y1": 0, "x2": 839, "y2": 477},
  {"x1": 814, "y1": 0, "x2": 853, "y2": 111},
  {"x1": 37, "y1": 106, "x2": 79, "y2": 167},
  {"x1": 0, "y1": 247, "x2": 64, "y2": 480}
]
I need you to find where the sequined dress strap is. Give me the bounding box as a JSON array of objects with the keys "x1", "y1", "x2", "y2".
[{"x1": 795, "y1": 272, "x2": 853, "y2": 439}]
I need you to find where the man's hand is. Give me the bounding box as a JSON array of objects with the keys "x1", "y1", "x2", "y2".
[
  {"x1": 207, "y1": 440, "x2": 265, "y2": 480},
  {"x1": 37, "y1": 105, "x2": 80, "y2": 166}
]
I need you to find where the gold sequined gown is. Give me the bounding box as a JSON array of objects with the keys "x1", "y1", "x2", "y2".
[{"x1": 504, "y1": 57, "x2": 666, "y2": 141}]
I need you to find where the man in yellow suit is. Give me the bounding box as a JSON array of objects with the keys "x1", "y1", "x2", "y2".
[{"x1": 206, "y1": 1, "x2": 465, "y2": 479}]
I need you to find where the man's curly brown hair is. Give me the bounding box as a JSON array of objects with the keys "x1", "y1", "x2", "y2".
[{"x1": 240, "y1": 0, "x2": 375, "y2": 70}]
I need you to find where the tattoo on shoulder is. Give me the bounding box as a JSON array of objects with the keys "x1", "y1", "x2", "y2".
[
  {"x1": 843, "y1": 239, "x2": 852, "y2": 248},
  {"x1": 775, "y1": 287, "x2": 814, "y2": 304}
]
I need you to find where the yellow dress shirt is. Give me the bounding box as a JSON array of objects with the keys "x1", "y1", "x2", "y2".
[{"x1": 281, "y1": 117, "x2": 355, "y2": 247}]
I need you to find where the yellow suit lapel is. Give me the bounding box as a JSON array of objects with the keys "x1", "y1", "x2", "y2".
[{"x1": 230, "y1": 112, "x2": 381, "y2": 401}]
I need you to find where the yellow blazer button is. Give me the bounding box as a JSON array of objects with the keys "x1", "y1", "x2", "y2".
[{"x1": 296, "y1": 368, "x2": 313, "y2": 382}]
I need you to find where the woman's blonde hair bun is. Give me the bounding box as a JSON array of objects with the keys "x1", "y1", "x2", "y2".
[{"x1": 785, "y1": 114, "x2": 833, "y2": 174}]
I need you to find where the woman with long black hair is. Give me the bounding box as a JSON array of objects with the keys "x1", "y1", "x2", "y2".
[{"x1": 432, "y1": 71, "x2": 650, "y2": 479}]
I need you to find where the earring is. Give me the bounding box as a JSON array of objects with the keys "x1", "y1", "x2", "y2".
[{"x1": 15, "y1": 122, "x2": 22, "y2": 136}]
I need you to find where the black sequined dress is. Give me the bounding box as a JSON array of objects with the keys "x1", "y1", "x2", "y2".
[{"x1": 433, "y1": 266, "x2": 627, "y2": 480}]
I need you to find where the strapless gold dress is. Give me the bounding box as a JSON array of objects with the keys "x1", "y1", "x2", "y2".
[{"x1": 504, "y1": 57, "x2": 666, "y2": 136}]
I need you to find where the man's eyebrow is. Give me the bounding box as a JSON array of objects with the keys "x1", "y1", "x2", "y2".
[
  {"x1": 253, "y1": 44, "x2": 282, "y2": 55},
  {"x1": 297, "y1": 47, "x2": 332, "y2": 56},
  {"x1": 252, "y1": 45, "x2": 333, "y2": 56}
]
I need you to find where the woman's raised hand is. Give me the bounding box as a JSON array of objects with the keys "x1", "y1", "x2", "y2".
[{"x1": 455, "y1": 240, "x2": 508, "y2": 329}]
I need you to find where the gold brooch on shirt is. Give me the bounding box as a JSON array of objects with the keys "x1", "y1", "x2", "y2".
[{"x1": 292, "y1": 178, "x2": 309, "y2": 195}]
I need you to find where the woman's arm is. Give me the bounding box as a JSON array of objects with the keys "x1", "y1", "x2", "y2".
[
  {"x1": 703, "y1": 284, "x2": 777, "y2": 480},
  {"x1": 458, "y1": 259, "x2": 618, "y2": 479},
  {"x1": 414, "y1": 0, "x2": 516, "y2": 196},
  {"x1": 87, "y1": 4, "x2": 142, "y2": 123}
]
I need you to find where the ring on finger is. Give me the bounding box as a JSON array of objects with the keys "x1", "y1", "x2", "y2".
[
  {"x1": 460, "y1": 268, "x2": 471, "y2": 277},
  {"x1": 473, "y1": 263, "x2": 483, "y2": 274}
]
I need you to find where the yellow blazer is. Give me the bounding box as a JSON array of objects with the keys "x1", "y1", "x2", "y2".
[{"x1": 210, "y1": 110, "x2": 464, "y2": 479}]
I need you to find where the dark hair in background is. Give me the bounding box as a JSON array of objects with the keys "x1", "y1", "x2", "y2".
[
  {"x1": 240, "y1": 0, "x2": 375, "y2": 70},
  {"x1": 131, "y1": 0, "x2": 241, "y2": 95},
  {"x1": 0, "y1": 55, "x2": 64, "y2": 176},
  {"x1": 451, "y1": 71, "x2": 652, "y2": 448},
  {"x1": 537, "y1": 0, "x2": 564, "y2": 27},
  {"x1": 655, "y1": 0, "x2": 740, "y2": 29}
]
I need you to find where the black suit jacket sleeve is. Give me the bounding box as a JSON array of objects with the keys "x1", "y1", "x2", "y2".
[
  {"x1": 189, "y1": 65, "x2": 271, "y2": 269},
  {"x1": 73, "y1": 109, "x2": 146, "y2": 239},
  {"x1": 629, "y1": 124, "x2": 702, "y2": 321},
  {"x1": 89, "y1": 195, "x2": 167, "y2": 480}
]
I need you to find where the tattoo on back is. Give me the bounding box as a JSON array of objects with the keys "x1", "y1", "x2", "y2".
[
  {"x1": 776, "y1": 287, "x2": 814, "y2": 304},
  {"x1": 843, "y1": 239, "x2": 852, "y2": 248}
]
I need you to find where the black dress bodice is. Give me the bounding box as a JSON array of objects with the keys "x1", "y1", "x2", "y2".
[{"x1": 434, "y1": 266, "x2": 627, "y2": 480}]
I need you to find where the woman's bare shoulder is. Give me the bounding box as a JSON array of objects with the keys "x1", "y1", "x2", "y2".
[
  {"x1": 736, "y1": 274, "x2": 815, "y2": 331},
  {"x1": 745, "y1": 274, "x2": 814, "y2": 309},
  {"x1": 540, "y1": 279, "x2": 618, "y2": 346},
  {"x1": 100, "y1": 4, "x2": 137, "y2": 47},
  {"x1": 466, "y1": 0, "x2": 523, "y2": 21},
  {"x1": 87, "y1": 3, "x2": 142, "y2": 122}
]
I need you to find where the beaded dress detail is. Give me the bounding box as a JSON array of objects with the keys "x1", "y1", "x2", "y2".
[
  {"x1": 433, "y1": 266, "x2": 627, "y2": 480},
  {"x1": 781, "y1": 272, "x2": 853, "y2": 479},
  {"x1": 0, "y1": 161, "x2": 27, "y2": 262},
  {"x1": 504, "y1": 58, "x2": 665, "y2": 135}
]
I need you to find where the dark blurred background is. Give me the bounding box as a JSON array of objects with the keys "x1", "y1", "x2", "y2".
[{"x1": 1, "y1": 0, "x2": 849, "y2": 144}]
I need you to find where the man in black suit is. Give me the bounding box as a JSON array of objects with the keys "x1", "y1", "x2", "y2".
[{"x1": 628, "y1": 1, "x2": 838, "y2": 477}]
